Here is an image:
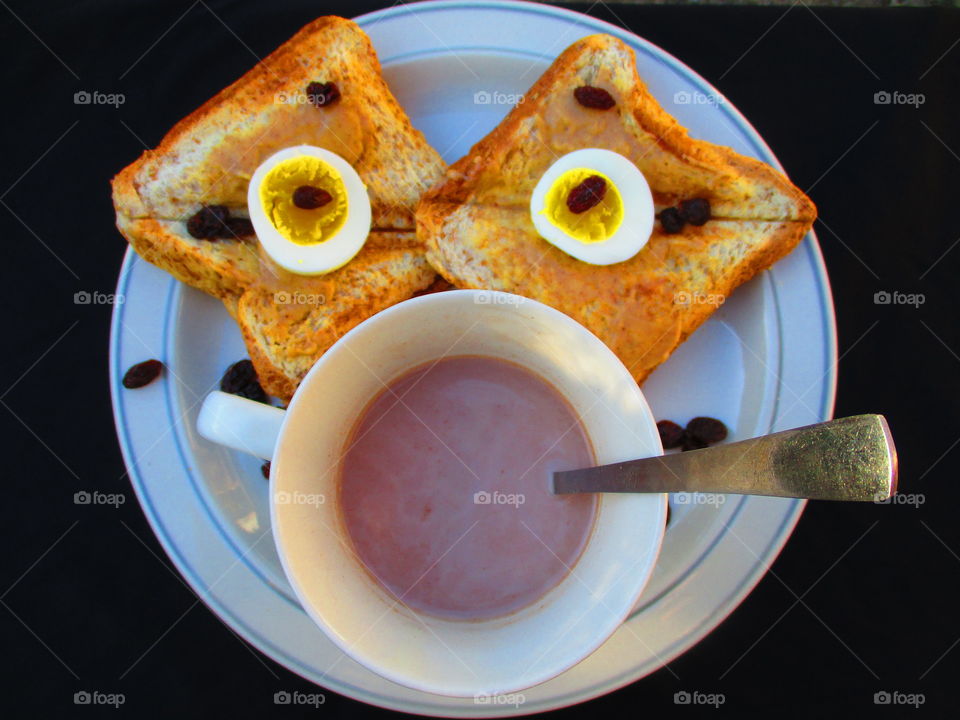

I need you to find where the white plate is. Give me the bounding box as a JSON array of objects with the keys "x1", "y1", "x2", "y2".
[{"x1": 110, "y1": 1, "x2": 837, "y2": 715}]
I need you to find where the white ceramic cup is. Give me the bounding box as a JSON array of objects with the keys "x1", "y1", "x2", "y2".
[{"x1": 197, "y1": 289, "x2": 666, "y2": 698}]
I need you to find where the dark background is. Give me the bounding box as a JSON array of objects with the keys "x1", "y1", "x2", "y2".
[{"x1": 1, "y1": 0, "x2": 957, "y2": 717}]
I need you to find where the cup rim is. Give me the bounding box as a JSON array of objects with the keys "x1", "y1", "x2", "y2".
[{"x1": 270, "y1": 289, "x2": 666, "y2": 697}]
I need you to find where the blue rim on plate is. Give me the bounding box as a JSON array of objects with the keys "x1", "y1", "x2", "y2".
[{"x1": 110, "y1": 1, "x2": 837, "y2": 715}]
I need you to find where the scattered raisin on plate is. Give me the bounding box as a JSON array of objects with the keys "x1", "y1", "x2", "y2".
[
  {"x1": 681, "y1": 434, "x2": 709, "y2": 452},
  {"x1": 306, "y1": 81, "x2": 340, "y2": 107},
  {"x1": 656, "y1": 420, "x2": 685, "y2": 450},
  {"x1": 122, "y1": 359, "x2": 163, "y2": 389},
  {"x1": 574, "y1": 85, "x2": 616, "y2": 110},
  {"x1": 686, "y1": 416, "x2": 728, "y2": 445},
  {"x1": 261, "y1": 461, "x2": 271, "y2": 480},
  {"x1": 657, "y1": 416, "x2": 729, "y2": 452},
  {"x1": 220, "y1": 359, "x2": 268, "y2": 404},
  {"x1": 566, "y1": 175, "x2": 607, "y2": 214},
  {"x1": 658, "y1": 207, "x2": 685, "y2": 234},
  {"x1": 679, "y1": 198, "x2": 711, "y2": 226}
]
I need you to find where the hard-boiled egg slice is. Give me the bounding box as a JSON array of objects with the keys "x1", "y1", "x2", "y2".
[
  {"x1": 247, "y1": 145, "x2": 371, "y2": 275},
  {"x1": 530, "y1": 148, "x2": 654, "y2": 265}
]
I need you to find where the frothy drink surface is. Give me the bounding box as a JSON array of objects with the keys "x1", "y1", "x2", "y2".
[{"x1": 338, "y1": 356, "x2": 597, "y2": 620}]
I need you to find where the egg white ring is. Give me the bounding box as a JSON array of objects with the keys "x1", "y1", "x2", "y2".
[
  {"x1": 247, "y1": 145, "x2": 372, "y2": 275},
  {"x1": 529, "y1": 148, "x2": 654, "y2": 266}
]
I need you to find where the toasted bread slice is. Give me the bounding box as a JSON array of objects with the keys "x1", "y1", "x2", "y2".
[
  {"x1": 112, "y1": 17, "x2": 446, "y2": 399},
  {"x1": 418, "y1": 34, "x2": 816, "y2": 384}
]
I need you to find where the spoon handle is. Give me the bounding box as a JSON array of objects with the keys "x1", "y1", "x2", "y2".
[{"x1": 552, "y1": 415, "x2": 897, "y2": 501}]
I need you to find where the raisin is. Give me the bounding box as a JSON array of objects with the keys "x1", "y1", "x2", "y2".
[
  {"x1": 306, "y1": 81, "x2": 340, "y2": 107},
  {"x1": 122, "y1": 359, "x2": 163, "y2": 389},
  {"x1": 656, "y1": 420, "x2": 685, "y2": 450},
  {"x1": 679, "y1": 198, "x2": 711, "y2": 226},
  {"x1": 681, "y1": 435, "x2": 709, "y2": 452},
  {"x1": 261, "y1": 461, "x2": 271, "y2": 480},
  {"x1": 222, "y1": 217, "x2": 255, "y2": 239},
  {"x1": 566, "y1": 175, "x2": 606, "y2": 214},
  {"x1": 220, "y1": 359, "x2": 268, "y2": 404},
  {"x1": 186, "y1": 205, "x2": 229, "y2": 240},
  {"x1": 659, "y1": 207, "x2": 685, "y2": 234},
  {"x1": 574, "y1": 85, "x2": 616, "y2": 110},
  {"x1": 292, "y1": 185, "x2": 332, "y2": 209},
  {"x1": 686, "y1": 416, "x2": 728, "y2": 445}
]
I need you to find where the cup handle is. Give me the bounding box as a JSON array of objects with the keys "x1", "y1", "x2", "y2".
[{"x1": 197, "y1": 391, "x2": 285, "y2": 460}]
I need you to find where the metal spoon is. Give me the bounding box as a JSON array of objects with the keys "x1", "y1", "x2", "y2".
[{"x1": 552, "y1": 415, "x2": 897, "y2": 501}]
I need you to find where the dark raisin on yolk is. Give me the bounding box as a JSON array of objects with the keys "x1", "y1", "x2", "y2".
[
  {"x1": 292, "y1": 185, "x2": 333, "y2": 210},
  {"x1": 566, "y1": 175, "x2": 607, "y2": 214},
  {"x1": 679, "y1": 198, "x2": 711, "y2": 226}
]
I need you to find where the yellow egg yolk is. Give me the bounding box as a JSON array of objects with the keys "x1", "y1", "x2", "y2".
[
  {"x1": 259, "y1": 156, "x2": 348, "y2": 245},
  {"x1": 541, "y1": 168, "x2": 624, "y2": 243}
]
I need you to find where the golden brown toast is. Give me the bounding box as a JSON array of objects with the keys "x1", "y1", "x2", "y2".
[
  {"x1": 112, "y1": 16, "x2": 446, "y2": 399},
  {"x1": 418, "y1": 34, "x2": 816, "y2": 384}
]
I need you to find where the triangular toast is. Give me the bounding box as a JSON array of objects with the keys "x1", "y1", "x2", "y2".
[
  {"x1": 112, "y1": 17, "x2": 446, "y2": 399},
  {"x1": 418, "y1": 34, "x2": 816, "y2": 384}
]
